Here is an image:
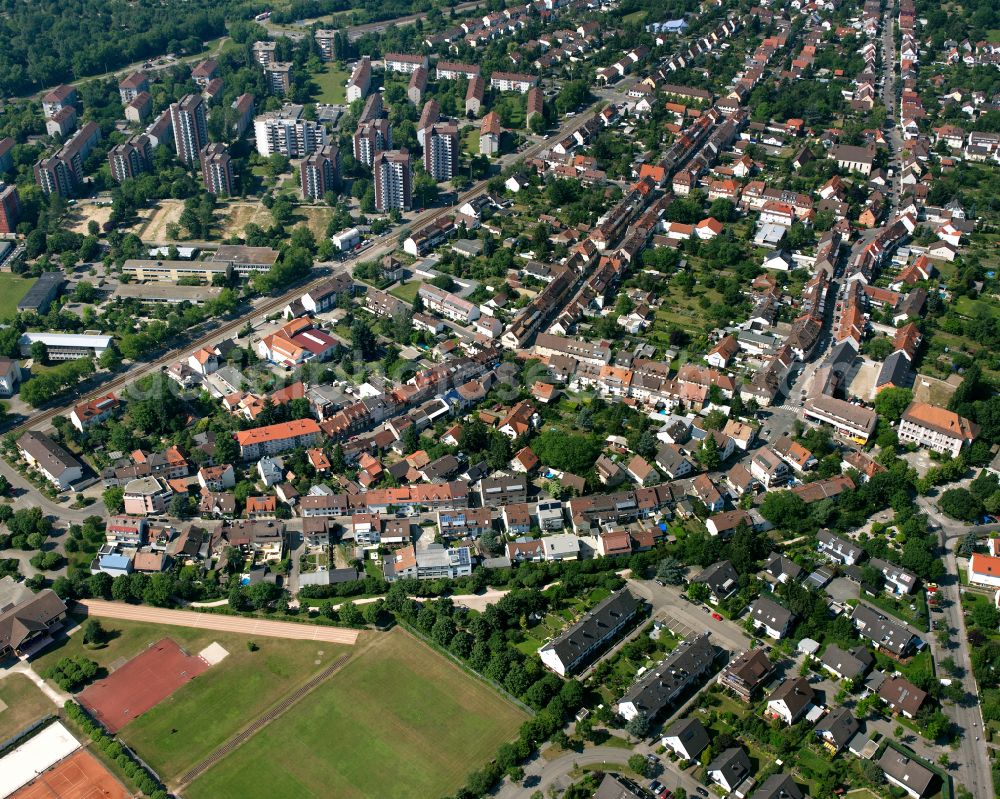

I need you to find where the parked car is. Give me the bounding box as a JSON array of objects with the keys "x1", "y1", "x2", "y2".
[{"x1": 711, "y1": 612, "x2": 723, "y2": 621}]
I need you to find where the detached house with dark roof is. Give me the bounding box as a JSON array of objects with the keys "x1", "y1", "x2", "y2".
[
  {"x1": 749, "y1": 596, "x2": 795, "y2": 639},
  {"x1": 719, "y1": 647, "x2": 775, "y2": 701},
  {"x1": 0, "y1": 579, "x2": 67, "y2": 658},
  {"x1": 707, "y1": 747, "x2": 752, "y2": 793},
  {"x1": 852, "y1": 603, "x2": 917, "y2": 658},
  {"x1": 692, "y1": 560, "x2": 740, "y2": 604},
  {"x1": 765, "y1": 677, "x2": 815, "y2": 725},
  {"x1": 879, "y1": 749, "x2": 935, "y2": 798},
  {"x1": 661, "y1": 717, "x2": 711, "y2": 761},
  {"x1": 820, "y1": 643, "x2": 873, "y2": 681},
  {"x1": 814, "y1": 707, "x2": 860, "y2": 754}
]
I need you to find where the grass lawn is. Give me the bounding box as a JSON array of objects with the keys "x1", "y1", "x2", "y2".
[
  {"x1": 462, "y1": 127, "x2": 480, "y2": 157},
  {"x1": 389, "y1": 280, "x2": 422, "y2": 303},
  {"x1": 0, "y1": 674, "x2": 56, "y2": 741},
  {"x1": 622, "y1": 9, "x2": 647, "y2": 23},
  {"x1": 312, "y1": 63, "x2": 349, "y2": 104},
  {"x1": 33, "y1": 615, "x2": 352, "y2": 780},
  {"x1": 185, "y1": 629, "x2": 527, "y2": 799},
  {"x1": 953, "y1": 294, "x2": 1000, "y2": 319},
  {"x1": 0, "y1": 274, "x2": 36, "y2": 319}
]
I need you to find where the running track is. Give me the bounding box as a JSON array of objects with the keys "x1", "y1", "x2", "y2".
[{"x1": 75, "y1": 600, "x2": 359, "y2": 644}]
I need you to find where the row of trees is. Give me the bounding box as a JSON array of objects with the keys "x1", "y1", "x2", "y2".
[{"x1": 63, "y1": 702, "x2": 169, "y2": 799}]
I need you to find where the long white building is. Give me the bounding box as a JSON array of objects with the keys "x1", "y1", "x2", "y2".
[{"x1": 254, "y1": 106, "x2": 328, "y2": 157}]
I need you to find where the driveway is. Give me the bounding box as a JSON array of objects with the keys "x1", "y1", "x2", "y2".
[
  {"x1": 75, "y1": 600, "x2": 361, "y2": 644},
  {"x1": 627, "y1": 578, "x2": 752, "y2": 655}
]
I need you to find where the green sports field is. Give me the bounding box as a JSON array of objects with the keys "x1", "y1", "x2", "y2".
[
  {"x1": 184, "y1": 628, "x2": 528, "y2": 799},
  {"x1": 0, "y1": 673, "x2": 56, "y2": 741},
  {"x1": 34, "y1": 616, "x2": 352, "y2": 780},
  {"x1": 0, "y1": 273, "x2": 36, "y2": 319}
]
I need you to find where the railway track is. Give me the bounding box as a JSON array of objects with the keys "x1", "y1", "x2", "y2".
[{"x1": 9, "y1": 108, "x2": 597, "y2": 439}]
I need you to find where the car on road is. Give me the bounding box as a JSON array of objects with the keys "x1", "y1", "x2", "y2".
[{"x1": 712, "y1": 612, "x2": 723, "y2": 621}]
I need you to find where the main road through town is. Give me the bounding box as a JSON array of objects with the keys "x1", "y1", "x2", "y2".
[{"x1": 5, "y1": 103, "x2": 606, "y2": 441}]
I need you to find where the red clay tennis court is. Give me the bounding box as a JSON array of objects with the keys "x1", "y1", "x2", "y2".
[
  {"x1": 78, "y1": 638, "x2": 209, "y2": 733},
  {"x1": 11, "y1": 749, "x2": 131, "y2": 799}
]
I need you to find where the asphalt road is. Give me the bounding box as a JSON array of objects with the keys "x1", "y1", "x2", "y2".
[
  {"x1": 76, "y1": 599, "x2": 361, "y2": 644},
  {"x1": 6, "y1": 100, "x2": 604, "y2": 446},
  {"x1": 913, "y1": 497, "x2": 992, "y2": 798}
]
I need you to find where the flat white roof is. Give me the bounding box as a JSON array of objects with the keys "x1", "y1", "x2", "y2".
[
  {"x1": 0, "y1": 722, "x2": 80, "y2": 798},
  {"x1": 20, "y1": 332, "x2": 113, "y2": 348}
]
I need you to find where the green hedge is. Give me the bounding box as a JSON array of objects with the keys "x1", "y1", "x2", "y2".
[{"x1": 62, "y1": 701, "x2": 169, "y2": 799}]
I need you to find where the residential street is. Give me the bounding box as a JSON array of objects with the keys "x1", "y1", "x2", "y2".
[{"x1": 914, "y1": 498, "x2": 993, "y2": 798}]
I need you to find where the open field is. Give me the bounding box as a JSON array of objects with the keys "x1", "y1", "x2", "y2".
[
  {"x1": 33, "y1": 615, "x2": 353, "y2": 780},
  {"x1": 0, "y1": 274, "x2": 35, "y2": 319},
  {"x1": 389, "y1": 280, "x2": 422, "y2": 303},
  {"x1": 912, "y1": 374, "x2": 958, "y2": 407},
  {"x1": 218, "y1": 202, "x2": 334, "y2": 240},
  {"x1": 132, "y1": 199, "x2": 184, "y2": 241},
  {"x1": 184, "y1": 628, "x2": 527, "y2": 799},
  {"x1": 312, "y1": 64, "x2": 349, "y2": 104},
  {"x1": 64, "y1": 204, "x2": 112, "y2": 235},
  {"x1": 0, "y1": 674, "x2": 55, "y2": 742}
]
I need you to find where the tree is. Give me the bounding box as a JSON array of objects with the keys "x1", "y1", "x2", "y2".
[
  {"x1": 958, "y1": 532, "x2": 978, "y2": 557},
  {"x1": 625, "y1": 711, "x2": 650, "y2": 740},
  {"x1": 939, "y1": 488, "x2": 982, "y2": 522},
  {"x1": 83, "y1": 619, "x2": 106, "y2": 647},
  {"x1": 628, "y1": 753, "x2": 651, "y2": 777},
  {"x1": 656, "y1": 556, "x2": 686, "y2": 584},
  {"x1": 350, "y1": 319, "x2": 378, "y2": 361},
  {"x1": 102, "y1": 487, "x2": 125, "y2": 514},
  {"x1": 29, "y1": 341, "x2": 48, "y2": 363},
  {"x1": 875, "y1": 387, "x2": 914, "y2": 422},
  {"x1": 45, "y1": 656, "x2": 100, "y2": 692},
  {"x1": 687, "y1": 581, "x2": 710, "y2": 603}
]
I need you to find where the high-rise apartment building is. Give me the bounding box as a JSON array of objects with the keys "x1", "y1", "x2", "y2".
[
  {"x1": 253, "y1": 106, "x2": 328, "y2": 157},
  {"x1": 373, "y1": 150, "x2": 412, "y2": 212},
  {"x1": 169, "y1": 94, "x2": 208, "y2": 165},
  {"x1": 0, "y1": 184, "x2": 20, "y2": 234},
  {"x1": 353, "y1": 118, "x2": 391, "y2": 168},
  {"x1": 300, "y1": 146, "x2": 340, "y2": 200},
  {"x1": 107, "y1": 134, "x2": 153, "y2": 183},
  {"x1": 201, "y1": 143, "x2": 234, "y2": 196},
  {"x1": 315, "y1": 29, "x2": 337, "y2": 61},
  {"x1": 424, "y1": 122, "x2": 459, "y2": 181}
]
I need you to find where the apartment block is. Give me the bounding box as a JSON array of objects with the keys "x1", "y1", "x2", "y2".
[
  {"x1": 254, "y1": 106, "x2": 328, "y2": 157},
  {"x1": 300, "y1": 145, "x2": 340, "y2": 200},
  {"x1": 118, "y1": 72, "x2": 150, "y2": 104},
  {"x1": 201, "y1": 143, "x2": 234, "y2": 196},
  {"x1": 373, "y1": 149, "x2": 412, "y2": 211},
  {"x1": 315, "y1": 29, "x2": 338, "y2": 61},
  {"x1": 423, "y1": 122, "x2": 459, "y2": 181},
  {"x1": 0, "y1": 183, "x2": 20, "y2": 234},
  {"x1": 235, "y1": 419, "x2": 322, "y2": 459},
  {"x1": 107, "y1": 134, "x2": 152, "y2": 183},
  {"x1": 169, "y1": 94, "x2": 208, "y2": 165},
  {"x1": 353, "y1": 118, "x2": 391, "y2": 167},
  {"x1": 897, "y1": 401, "x2": 978, "y2": 457},
  {"x1": 265, "y1": 62, "x2": 292, "y2": 96}
]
